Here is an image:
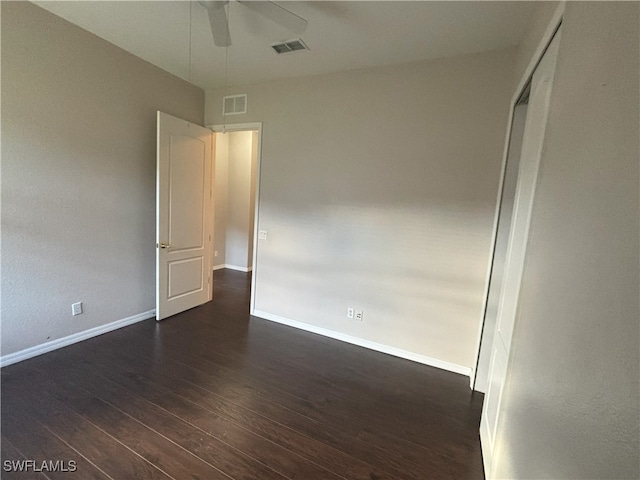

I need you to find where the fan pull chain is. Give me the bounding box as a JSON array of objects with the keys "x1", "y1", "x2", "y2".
[
  {"x1": 222, "y1": 1, "x2": 231, "y2": 133},
  {"x1": 188, "y1": 0, "x2": 193, "y2": 83}
]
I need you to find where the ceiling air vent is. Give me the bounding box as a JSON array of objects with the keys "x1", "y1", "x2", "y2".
[
  {"x1": 271, "y1": 39, "x2": 309, "y2": 55},
  {"x1": 222, "y1": 94, "x2": 247, "y2": 115}
]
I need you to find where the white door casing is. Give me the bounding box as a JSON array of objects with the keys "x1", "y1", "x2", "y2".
[
  {"x1": 480, "y1": 29, "x2": 561, "y2": 478},
  {"x1": 156, "y1": 111, "x2": 214, "y2": 320}
]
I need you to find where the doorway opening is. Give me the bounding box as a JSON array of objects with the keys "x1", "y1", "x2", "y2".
[{"x1": 209, "y1": 122, "x2": 262, "y2": 313}]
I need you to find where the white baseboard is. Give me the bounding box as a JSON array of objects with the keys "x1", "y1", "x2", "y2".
[
  {"x1": 252, "y1": 310, "x2": 471, "y2": 377},
  {"x1": 0, "y1": 310, "x2": 155, "y2": 368},
  {"x1": 213, "y1": 264, "x2": 252, "y2": 273}
]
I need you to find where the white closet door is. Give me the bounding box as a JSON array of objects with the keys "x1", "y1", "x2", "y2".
[{"x1": 480, "y1": 29, "x2": 561, "y2": 478}]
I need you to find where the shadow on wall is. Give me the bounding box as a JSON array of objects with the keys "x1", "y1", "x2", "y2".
[{"x1": 254, "y1": 201, "x2": 492, "y2": 368}]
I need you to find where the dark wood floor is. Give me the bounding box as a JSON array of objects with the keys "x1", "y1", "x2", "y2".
[{"x1": 1, "y1": 270, "x2": 485, "y2": 480}]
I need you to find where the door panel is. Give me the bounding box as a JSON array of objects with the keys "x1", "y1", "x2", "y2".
[
  {"x1": 169, "y1": 135, "x2": 206, "y2": 249},
  {"x1": 474, "y1": 103, "x2": 529, "y2": 394},
  {"x1": 156, "y1": 112, "x2": 213, "y2": 320},
  {"x1": 168, "y1": 257, "x2": 205, "y2": 299},
  {"x1": 482, "y1": 341, "x2": 507, "y2": 447}
]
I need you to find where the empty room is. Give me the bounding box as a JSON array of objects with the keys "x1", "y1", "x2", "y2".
[{"x1": 1, "y1": 1, "x2": 638, "y2": 479}]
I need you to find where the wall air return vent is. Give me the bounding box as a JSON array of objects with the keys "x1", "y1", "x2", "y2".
[
  {"x1": 222, "y1": 94, "x2": 247, "y2": 115},
  {"x1": 271, "y1": 39, "x2": 309, "y2": 55}
]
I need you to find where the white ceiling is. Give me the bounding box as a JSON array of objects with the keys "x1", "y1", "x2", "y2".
[{"x1": 34, "y1": 1, "x2": 536, "y2": 90}]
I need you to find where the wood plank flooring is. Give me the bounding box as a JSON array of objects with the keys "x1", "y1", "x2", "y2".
[{"x1": 1, "y1": 269, "x2": 485, "y2": 479}]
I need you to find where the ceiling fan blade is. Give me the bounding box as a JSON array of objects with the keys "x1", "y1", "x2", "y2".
[
  {"x1": 200, "y1": 1, "x2": 231, "y2": 47},
  {"x1": 239, "y1": 1, "x2": 308, "y2": 35}
]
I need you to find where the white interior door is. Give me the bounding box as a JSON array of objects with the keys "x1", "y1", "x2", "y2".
[
  {"x1": 156, "y1": 111, "x2": 214, "y2": 321},
  {"x1": 480, "y1": 29, "x2": 561, "y2": 477}
]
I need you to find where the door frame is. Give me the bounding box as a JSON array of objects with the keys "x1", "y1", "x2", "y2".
[
  {"x1": 470, "y1": 3, "x2": 565, "y2": 392},
  {"x1": 207, "y1": 122, "x2": 263, "y2": 315}
]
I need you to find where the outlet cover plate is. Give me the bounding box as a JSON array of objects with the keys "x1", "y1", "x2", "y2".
[{"x1": 72, "y1": 302, "x2": 83, "y2": 316}]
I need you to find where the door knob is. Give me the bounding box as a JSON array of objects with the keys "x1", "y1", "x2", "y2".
[{"x1": 158, "y1": 242, "x2": 172, "y2": 249}]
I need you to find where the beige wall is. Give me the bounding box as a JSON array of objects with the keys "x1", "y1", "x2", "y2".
[
  {"x1": 512, "y1": 1, "x2": 561, "y2": 88},
  {"x1": 206, "y1": 48, "x2": 516, "y2": 370},
  {"x1": 493, "y1": 2, "x2": 639, "y2": 478},
  {"x1": 226, "y1": 131, "x2": 257, "y2": 269},
  {"x1": 1, "y1": 2, "x2": 204, "y2": 357},
  {"x1": 213, "y1": 133, "x2": 230, "y2": 266}
]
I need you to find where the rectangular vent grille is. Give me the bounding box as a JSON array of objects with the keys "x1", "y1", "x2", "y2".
[
  {"x1": 222, "y1": 94, "x2": 247, "y2": 115},
  {"x1": 271, "y1": 39, "x2": 309, "y2": 55}
]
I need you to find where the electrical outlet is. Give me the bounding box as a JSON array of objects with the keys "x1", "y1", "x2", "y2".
[
  {"x1": 72, "y1": 302, "x2": 83, "y2": 316},
  {"x1": 214, "y1": 250, "x2": 218, "y2": 257},
  {"x1": 347, "y1": 307, "x2": 354, "y2": 319},
  {"x1": 355, "y1": 310, "x2": 363, "y2": 321}
]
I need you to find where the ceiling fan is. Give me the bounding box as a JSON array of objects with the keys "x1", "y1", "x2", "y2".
[{"x1": 198, "y1": 1, "x2": 308, "y2": 47}]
